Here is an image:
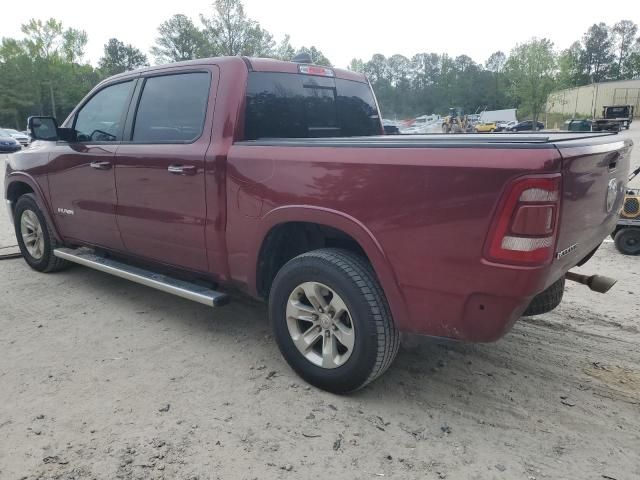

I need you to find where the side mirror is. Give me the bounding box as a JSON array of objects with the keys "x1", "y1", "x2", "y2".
[
  {"x1": 28, "y1": 116, "x2": 76, "y2": 142},
  {"x1": 28, "y1": 116, "x2": 59, "y2": 141}
]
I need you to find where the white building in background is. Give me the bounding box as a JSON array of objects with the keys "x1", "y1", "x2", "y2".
[
  {"x1": 546, "y1": 79, "x2": 640, "y2": 119},
  {"x1": 479, "y1": 109, "x2": 517, "y2": 123}
]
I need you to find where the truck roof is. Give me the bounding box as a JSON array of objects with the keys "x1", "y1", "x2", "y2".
[
  {"x1": 103, "y1": 56, "x2": 368, "y2": 84},
  {"x1": 245, "y1": 57, "x2": 367, "y2": 82}
]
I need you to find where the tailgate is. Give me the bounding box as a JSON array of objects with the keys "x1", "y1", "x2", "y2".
[{"x1": 553, "y1": 136, "x2": 633, "y2": 274}]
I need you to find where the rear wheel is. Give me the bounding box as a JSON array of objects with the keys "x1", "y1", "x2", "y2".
[
  {"x1": 14, "y1": 194, "x2": 70, "y2": 272},
  {"x1": 269, "y1": 248, "x2": 399, "y2": 393},
  {"x1": 614, "y1": 228, "x2": 640, "y2": 255},
  {"x1": 523, "y1": 277, "x2": 565, "y2": 316}
]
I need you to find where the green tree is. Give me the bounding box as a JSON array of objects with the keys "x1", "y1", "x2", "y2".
[
  {"x1": 505, "y1": 38, "x2": 557, "y2": 123},
  {"x1": 151, "y1": 14, "x2": 207, "y2": 64},
  {"x1": 61, "y1": 28, "x2": 88, "y2": 64},
  {"x1": 274, "y1": 34, "x2": 295, "y2": 61},
  {"x1": 612, "y1": 20, "x2": 638, "y2": 79},
  {"x1": 200, "y1": 0, "x2": 274, "y2": 56},
  {"x1": 557, "y1": 41, "x2": 587, "y2": 87},
  {"x1": 0, "y1": 18, "x2": 98, "y2": 127},
  {"x1": 485, "y1": 51, "x2": 507, "y2": 110},
  {"x1": 21, "y1": 18, "x2": 63, "y2": 59},
  {"x1": 625, "y1": 38, "x2": 640, "y2": 79},
  {"x1": 296, "y1": 46, "x2": 331, "y2": 66},
  {"x1": 98, "y1": 38, "x2": 149, "y2": 76},
  {"x1": 582, "y1": 23, "x2": 614, "y2": 82},
  {"x1": 348, "y1": 58, "x2": 365, "y2": 72}
]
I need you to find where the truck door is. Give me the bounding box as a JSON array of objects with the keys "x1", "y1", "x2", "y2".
[
  {"x1": 47, "y1": 80, "x2": 136, "y2": 250},
  {"x1": 114, "y1": 69, "x2": 217, "y2": 272}
]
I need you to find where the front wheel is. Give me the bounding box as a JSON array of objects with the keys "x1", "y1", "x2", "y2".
[
  {"x1": 614, "y1": 228, "x2": 640, "y2": 255},
  {"x1": 14, "y1": 193, "x2": 70, "y2": 272},
  {"x1": 269, "y1": 249, "x2": 399, "y2": 393}
]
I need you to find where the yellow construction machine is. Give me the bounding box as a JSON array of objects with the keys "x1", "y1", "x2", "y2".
[{"x1": 441, "y1": 107, "x2": 474, "y2": 134}]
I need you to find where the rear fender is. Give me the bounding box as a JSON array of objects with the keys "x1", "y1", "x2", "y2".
[{"x1": 249, "y1": 205, "x2": 410, "y2": 329}]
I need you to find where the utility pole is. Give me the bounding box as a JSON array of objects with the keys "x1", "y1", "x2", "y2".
[{"x1": 49, "y1": 83, "x2": 57, "y2": 119}]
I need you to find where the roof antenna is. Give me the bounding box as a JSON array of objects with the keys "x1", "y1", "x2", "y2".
[{"x1": 292, "y1": 52, "x2": 312, "y2": 64}]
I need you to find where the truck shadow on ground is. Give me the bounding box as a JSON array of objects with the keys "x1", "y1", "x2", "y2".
[
  {"x1": 45, "y1": 264, "x2": 610, "y2": 406},
  {"x1": 9, "y1": 259, "x2": 637, "y2": 416}
]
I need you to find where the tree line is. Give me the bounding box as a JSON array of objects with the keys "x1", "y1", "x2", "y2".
[
  {"x1": 0, "y1": 0, "x2": 329, "y2": 129},
  {"x1": 1, "y1": 0, "x2": 638, "y2": 129},
  {"x1": 352, "y1": 20, "x2": 640, "y2": 121}
]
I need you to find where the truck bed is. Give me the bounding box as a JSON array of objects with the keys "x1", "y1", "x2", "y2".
[{"x1": 236, "y1": 131, "x2": 620, "y2": 147}]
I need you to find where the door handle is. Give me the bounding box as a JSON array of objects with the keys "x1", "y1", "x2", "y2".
[
  {"x1": 168, "y1": 164, "x2": 197, "y2": 176},
  {"x1": 90, "y1": 161, "x2": 112, "y2": 170}
]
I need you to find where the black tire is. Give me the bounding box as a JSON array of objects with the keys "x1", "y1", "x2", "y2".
[
  {"x1": 614, "y1": 228, "x2": 640, "y2": 255},
  {"x1": 523, "y1": 277, "x2": 565, "y2": 316},
  {"x1": 13, "y1": 193, "x2": 70, "y2": 272},
  {"x1": 269, "y1": 248, "x2": 399, "y2": 393}
]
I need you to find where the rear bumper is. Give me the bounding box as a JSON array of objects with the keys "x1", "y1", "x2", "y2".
[{"x1": 399, "y1": 284, "x2": 534, "y2": 342}]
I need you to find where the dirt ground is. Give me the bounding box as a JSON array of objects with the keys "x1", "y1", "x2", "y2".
[{"x1": 1, "y1": 127, "x2": 639, "y2": 480}]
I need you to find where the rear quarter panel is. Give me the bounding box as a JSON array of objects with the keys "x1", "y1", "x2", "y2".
[{"x1": 226, "y1": 144, "x2": 563, "y2": 340}]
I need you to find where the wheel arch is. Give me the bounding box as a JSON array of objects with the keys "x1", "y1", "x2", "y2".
[
  {"x1": 250, "y1": 206, "x2": 409, "y2": 329},
  {"x1": 5, "y1": 173, "x2": 63, "y2": 242}
]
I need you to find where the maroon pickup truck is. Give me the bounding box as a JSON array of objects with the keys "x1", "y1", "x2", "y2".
[{"x1": 4, "y1": 57, "x2": 633, "y2": 393}]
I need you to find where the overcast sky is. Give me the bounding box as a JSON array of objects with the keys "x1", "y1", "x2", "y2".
[{"x1": 5, "y1": 0, "x2": 638, "y2": 68}]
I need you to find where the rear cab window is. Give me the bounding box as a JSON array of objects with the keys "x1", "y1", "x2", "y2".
[{"x1": 244, "y1": 72, "x2": 381, "y2": 140}]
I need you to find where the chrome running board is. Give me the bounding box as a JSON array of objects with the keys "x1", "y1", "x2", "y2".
[{"x1": 53, "y1": 247, "x2": 229, "y2": 307}]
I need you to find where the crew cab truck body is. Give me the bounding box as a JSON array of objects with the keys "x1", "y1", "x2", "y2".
[{"x1": 4, "y1": 57, "x2": 633, "y2": 393}]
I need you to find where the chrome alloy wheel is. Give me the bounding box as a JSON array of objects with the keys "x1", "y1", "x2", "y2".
[
  {"x1": 20, "y1": 209, "x2": 45, "y2": 260},
  {"x1": 286, "y1": 281, "x2": 355, "y2": 369}
]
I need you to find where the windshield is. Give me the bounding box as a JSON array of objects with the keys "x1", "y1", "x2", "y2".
[{"x1": 244, "y1": 72, "x2": 381, "y2": 139}]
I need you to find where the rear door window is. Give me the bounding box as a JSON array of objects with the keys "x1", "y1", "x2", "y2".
[
  {"x1": 245, "y1": 72, "x2": 381, "y2": 139},
  {"x1": 132, "y1": 72, "x2": 210, "y2": 143}
]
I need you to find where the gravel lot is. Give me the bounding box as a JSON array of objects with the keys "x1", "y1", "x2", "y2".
[{"x1": 1, "y1": 128, "x2": 639, "y2": 480}]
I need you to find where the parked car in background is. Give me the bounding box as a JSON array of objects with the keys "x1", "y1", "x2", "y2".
[
  {"x1": 509, "y1": 120, "x2": 544, "y2": 132},
  {"x1": 495, "y1": 120, "x2": 517, "y2": 132},
  {"x1": 382, "y1": 119, "x2": 400, "y2": 135},
  {"x1": 0, "y1": 129, "x2": 22, "y2": 153},
  {"x1": 1, "y1": 128, "x2": 30, "y2": 146},
  {"x1": 400, "y1": 114, "x2": 440, "y2": 134},
  {"x1": 475, "y1": 121, "x2": 497, "y2": 133},
  {"x1": 564, "y1": 119, "x2": 592, "y2": 132}
]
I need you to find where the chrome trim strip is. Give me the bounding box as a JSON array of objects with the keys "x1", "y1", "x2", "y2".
[{"x1": 53, "y1": 248, "x2": 228, "y2": 307}]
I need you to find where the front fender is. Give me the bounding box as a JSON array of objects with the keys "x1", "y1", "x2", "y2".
[
  {"x1": 248, "y1": 205, "x2": 410, "y2": 330},
  {"x1": 5, "y1": 171, "x2": 63, "y2": 243}
]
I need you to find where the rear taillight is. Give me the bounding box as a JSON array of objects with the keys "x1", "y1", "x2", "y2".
[{"x1": 485, "y1": 174, "x2": 561, "y2": 266}]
